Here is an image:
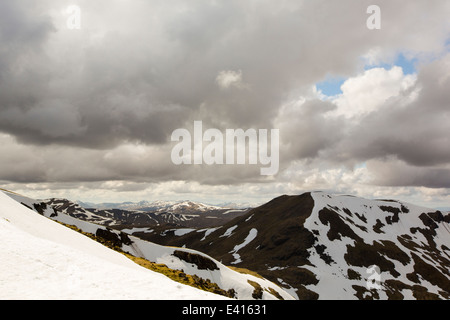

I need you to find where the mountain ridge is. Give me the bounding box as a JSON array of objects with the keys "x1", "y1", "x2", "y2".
[
  {"x1": 132, "y1": 191, "x2": 450, "y2": 299},
  {"x1": 2, "y1": 188, "x2": 449, "y2": 300},
  {"x1": 41, "y1": 197, "x2": 249, "y2": 229},
  {"x1": 77, "y1": 199, "x2": 253, "y2": 211}
]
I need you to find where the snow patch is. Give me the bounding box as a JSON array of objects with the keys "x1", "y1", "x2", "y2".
[
  {"x1": 199, "y1": 227, "x2": 221, "y2": 241},
  {"x1": 220, "y1": 225, "x2": 238, "y2": 238},
  {"x1": 174, "y1": 228, "x2": 196, "y2": 236},
  {"x1": 230, "y1": 228, "x2": 258, "y2": 265}
]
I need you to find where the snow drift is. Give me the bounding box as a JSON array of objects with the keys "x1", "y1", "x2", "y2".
[{"x1": 0, "y1": 191, "x2": 224, "y2": 300}]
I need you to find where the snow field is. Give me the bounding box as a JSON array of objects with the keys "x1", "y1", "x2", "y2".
[{"x1": 0, "y1": 191, "x2": 226, "y2": 300}]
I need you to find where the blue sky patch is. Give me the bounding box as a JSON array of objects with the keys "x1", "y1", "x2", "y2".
[
  {"x1": 315, "y1": 76, "x2": 346, "y2": 97},
  {"x1": 316, "y1": 52, "x2": 419, "y2": 97},
  {"x1": 365, "y1": 53, "x2": 418, "y2": 75}
]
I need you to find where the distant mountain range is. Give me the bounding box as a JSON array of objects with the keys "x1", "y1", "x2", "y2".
[
  {"x1": 77, "y1": 199, "x2": 256, "y2": 211},
  {"x1": 1, "y1": 189, "x2": 449, "y2": 300},
  {"x1": 43, "y1": 198, "x2": 250, "y2": 229}
]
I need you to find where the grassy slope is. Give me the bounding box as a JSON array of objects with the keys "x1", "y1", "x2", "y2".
[{"x1": 61, "y1": 222, "x2": 236, "y2": 298}]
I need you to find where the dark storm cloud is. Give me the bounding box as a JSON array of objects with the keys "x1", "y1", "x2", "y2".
[
  {"x1": 0, "y1": 1, "x2": 54, "y2": 48},
  {"x1": 276, "y1": 99, "x2": 344, "y2": 163},
  {"x1": 0, "y1": 0, "x2": 382, "y2": 148},
  {"x1": 0, "y1": 1, "x2": 55, "y2": 108},
  {"x1": 0, "y1": 0, "x2": 449, "y2": 190}
]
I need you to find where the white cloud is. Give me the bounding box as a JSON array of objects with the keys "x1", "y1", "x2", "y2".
[
  {"x1": 215, "y1": 69, "x2": 246, "y2": 90},
  {"x1": 329, "y1": 66, "x2": 418, "y2": 119}
]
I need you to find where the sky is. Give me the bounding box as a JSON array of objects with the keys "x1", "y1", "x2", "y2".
[{"x1": 0, "y1": 0, "x2": 449, "y2": 208}]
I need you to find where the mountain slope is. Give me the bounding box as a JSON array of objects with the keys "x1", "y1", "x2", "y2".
[
  {"x1": 135, "y1": 192, "x2": 450, "y2": 300},
  {"x1": 2, "y1": 190, "x2": 293, "y2": 300},
  {"x1": 4, "y1": 189, "x2": 448, "y2": 300},
  {"x1": 0, "y1": 191, "x2": 225, "y2": 300}
]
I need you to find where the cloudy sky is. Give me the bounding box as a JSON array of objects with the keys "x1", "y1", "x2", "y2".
[{"x1": 1, "y1": 0, "x2": 449, "y2": 208}]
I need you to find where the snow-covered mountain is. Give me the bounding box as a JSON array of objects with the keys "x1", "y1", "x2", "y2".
[
  {"x1": 3, "y1": 188, "x2": 449, "y2": 300},
  {"x1": 45, "y1": 198, "x2": 249, "y2": 228},
  {"x1": 1, "y1": 190, "x2": 293, "y2": 300},
  {"x1": 78, "y1": 199, "x2": 236, "y2": 213},
  {"x1": 138, "y1": 192, "x2": 450, "y2": 300}
]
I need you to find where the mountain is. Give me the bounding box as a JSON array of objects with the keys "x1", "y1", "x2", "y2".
[
  {"x1": 3, "y1": 188, "x2": 449, "y2": 300},
  {"x1": 1, "y1": 190, "x2": 294, "y2": 300},
  {"x1": 132, "y1": 192, "x2": 450, "y2": 300},
  {"x1": 77, "y1": 199, "x2": 249, "y2": 213},
  {"x1": 43, "y1": 198, "x2": 249, "y2": 228}
]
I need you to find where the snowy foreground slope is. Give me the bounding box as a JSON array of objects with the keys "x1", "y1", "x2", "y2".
[
  {"x1": 1, "y1": 190, "x2": 293, "y2": 300},
  {"x1": 0, "y1": 191, "x2": 226, "y2": 300}
]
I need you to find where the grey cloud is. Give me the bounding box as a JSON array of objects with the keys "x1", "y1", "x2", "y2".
[
  {"x1": 0, "y1": 1, "x2": 54, "y2": 49},
  {"x1": 0, "y1": 0, "x2": 449, "y2": 190},
  {"x1": 367, "y1": 159, "x2": 450, "y2": 189},
  {"x1": 276, "y1": 99, "x2": 343, "y2": 164},
  {"x1": 0, "y1": 0, "x2": 398, "y2": 147}
]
